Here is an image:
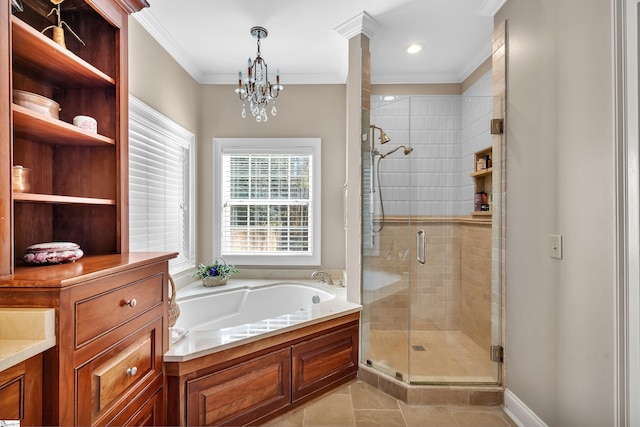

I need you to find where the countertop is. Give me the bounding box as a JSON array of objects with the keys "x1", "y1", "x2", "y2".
[{"x1": 0, "y1": 307, "x2": 56, "y2": 371}]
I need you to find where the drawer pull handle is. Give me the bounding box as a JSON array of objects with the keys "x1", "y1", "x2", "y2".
[
  {"x1": 126, "y1": 366, "x2": 138, "y2": 376},
  {"x1": 124, "y1": 299, "x2": 137, "y2": 308}
]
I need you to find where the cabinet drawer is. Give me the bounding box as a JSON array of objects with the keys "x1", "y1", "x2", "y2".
[
  {"x1": 77, "y1": 317, "x2": 163, "y2": 426},
  {"x1": 75, "y1": 273, "x2": 164, "y2": 347}
]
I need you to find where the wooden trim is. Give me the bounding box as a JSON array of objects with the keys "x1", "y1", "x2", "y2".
[
  {"x1": 0, "y1": 0, "x2": 13, "y2": 276},
  {"x1": 113, "y1": 0, "x2": 150, "y2": 14},
  {"x1": 0, "y1": 252, "x2": 177, "y2": 287}
]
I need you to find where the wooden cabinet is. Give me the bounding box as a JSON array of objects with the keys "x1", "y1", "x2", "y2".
[
  {"x1": 470, "y1": 147, "x2": 493, "y2": 216},
  {"x1": 0, "y1": 1, "x2": 176, "y2": 425},
  {"x1": 0, "y1": 253, "x2": 175, "y2": 426},
  {"x1": 0, "y1": 354, "x2": 43, "y2": 426},
  {"x1": 166, "y1": 314, "x2": 359, "y2": 426},
  {"x1": 291, "y1": 323, "x2": 359, "y2": 402},
  {"x1": 187, "y1": 348, "x2": 291, "y2": 427},
  {"x1": 0, "y1": 0, "x2": 149, "y2": 275}
]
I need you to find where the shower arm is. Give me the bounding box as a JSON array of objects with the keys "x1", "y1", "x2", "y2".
[{"x1": 378, "y1": 145, "x2": 413, "y2": 159}]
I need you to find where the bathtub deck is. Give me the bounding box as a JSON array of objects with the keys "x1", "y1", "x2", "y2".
[{"x1": 164, "y1": 280, "x2": 361, "y2": 363}]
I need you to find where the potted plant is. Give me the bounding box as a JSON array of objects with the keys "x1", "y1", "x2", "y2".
[{"x1": 192, "y1": 258, "x2": 239, "y2": 287}]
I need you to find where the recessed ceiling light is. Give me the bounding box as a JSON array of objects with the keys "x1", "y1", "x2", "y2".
[
  {"x1": 406, "y1": 43, "x2": 423, "y2": 54},
  {"x1": 383, "y1": 96, "x2": 396, "y2": 101}
]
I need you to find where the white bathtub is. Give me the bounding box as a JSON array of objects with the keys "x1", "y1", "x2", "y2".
[
  {"x1": 165, "y1": 279, "x2": 362, "y2": 362},
  {"x1": 174, "y1": 280, "x2": 335, "y2": 331}
]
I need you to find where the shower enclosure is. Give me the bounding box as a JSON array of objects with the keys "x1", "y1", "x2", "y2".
[{"x1": 360, "y1": 88, "x2": 502, "y2": 385}]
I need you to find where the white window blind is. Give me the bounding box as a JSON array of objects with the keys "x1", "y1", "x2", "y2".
[
  {"x1": 214, "y1": 139, "x2": 321, "y2": 266},
  {"x1": 128, "y1": 95, "x2": 195, "y2": 274}
]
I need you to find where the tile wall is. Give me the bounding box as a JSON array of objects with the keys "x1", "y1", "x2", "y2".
[
  {"x1": 368, "y1": 71, "x2": 493, "y2": 218},
  {"x1": 364, "y1": 218, "x2": 491, "y2": 349}
]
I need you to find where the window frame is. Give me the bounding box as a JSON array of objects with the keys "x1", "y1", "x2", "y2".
[
  {"x1": 128, "y1": 95, "x2": 196, "y2": 275},
  {"x1": 213, "y1": 138, "x2": 321, "y2": 266}
]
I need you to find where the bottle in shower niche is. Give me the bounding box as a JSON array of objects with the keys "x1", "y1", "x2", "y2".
[
  {"x1": 474, "y1": 192, "x2": 484, "y2": 212},
  {"x1": 484, "y1": 154, "x2": 492, "y2": 169}
]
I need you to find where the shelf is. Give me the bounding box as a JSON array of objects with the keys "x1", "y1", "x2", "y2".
[
  {"x1": 13, "y1": 193, "x2": 116, "y2": 205},
  {"x1": 471, "y1": 211, "x2": 492, "y2": 217},
  {"x1": 470, "y1": 167, "x2": 493, "y2": 178},
  {"x1": 11, "y1": 16, "x2": 115, "y2": 88},
  {"x1": 12, "y1": 105, "x2": 115, "y2": 147}
]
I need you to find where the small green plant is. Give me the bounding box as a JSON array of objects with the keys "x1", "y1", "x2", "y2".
[{"x1": 192, "y1": 258, "x2": 239, "y2": 281}]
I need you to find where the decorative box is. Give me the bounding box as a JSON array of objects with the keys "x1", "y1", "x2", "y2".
[{"x1": 23, "y1": 242, "x2": 84, "y2": 265}]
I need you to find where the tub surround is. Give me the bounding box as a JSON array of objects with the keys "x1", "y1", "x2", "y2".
[
  {"x1": 164, "y1": 279, "x2": 361, "y2": 426},
  {"x1": 165, "y1": 279, "x2": 361, "y2": 362},
  {"x1": 0, "y1": 308, "x2": 55, "y2": 372}
]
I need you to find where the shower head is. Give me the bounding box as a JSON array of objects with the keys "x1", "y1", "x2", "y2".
[
  {"x1": 378, "y1": 145, "x2": 413, "y2": 159},
  {"x1": 379, "y1": 130, "x2": 391, "y2": 144},
  {"x1": 370, "y1": 125, "x2": 391, "y2": 144}
]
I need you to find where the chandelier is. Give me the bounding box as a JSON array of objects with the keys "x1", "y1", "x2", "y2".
[{"x1": 235, "y1": 26, "x2": 283, "y2": 122}]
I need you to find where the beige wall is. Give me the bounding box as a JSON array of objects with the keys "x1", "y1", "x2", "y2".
[
  {"x1": 128, "y1": 18, "x2": 200, "y2": 133},
  {"x1": 497, "y1": 0, "x2": 615, "y2": 425},
  {"x1": 197, "y1": 85, "x2": 347, "y2": 274},
  {"x1": 128, "y1": 20, "x2": 347, "y2": 278}
]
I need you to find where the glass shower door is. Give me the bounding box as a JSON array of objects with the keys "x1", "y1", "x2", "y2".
[
  {"x1": 361, "y1": 99, "x2": 412, "y2": 382},
  {"x1": 361, "y1": 94, "x2": 501, "y2": 385}
]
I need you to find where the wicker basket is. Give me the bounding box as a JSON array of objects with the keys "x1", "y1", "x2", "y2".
[
  {"x1": 167, "y1": 274, "x2": 180, "y2": 328},
  {"x1": 202, "y1": 275, "x2": 228, "y2": 287},
  {"x1": 200, "y1": 257, "x2": 231, "y2": 287}
]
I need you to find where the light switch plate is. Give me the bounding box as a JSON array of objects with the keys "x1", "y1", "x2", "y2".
[{"x1": 550, "y1": 234, "x2": 563, "y2": 259}]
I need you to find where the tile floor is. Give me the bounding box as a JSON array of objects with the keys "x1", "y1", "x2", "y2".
[
  {"x1": 366, "y1": 330, "x2": 496, "y2": 383},
  {"x1": 263, "y1": 380, "x2": 517, "y2": 427}
]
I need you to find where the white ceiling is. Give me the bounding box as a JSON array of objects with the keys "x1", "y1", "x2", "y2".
[{"x1": 134, "y1": 0, "x2": 505, "y2": 85}]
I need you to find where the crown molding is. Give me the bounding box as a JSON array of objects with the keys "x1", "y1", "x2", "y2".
[
  {"x1": 477, "y1": 0, "x2": 508, "y2": 17},
  {"x1": 132, "y1": 10, "x2": 206, "y2": 83},
  {"x1": 334, "y1": 11, "x2": 381, "y2": 40}
]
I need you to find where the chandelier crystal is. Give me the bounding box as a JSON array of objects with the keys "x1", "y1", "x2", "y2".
[{"x1": 235, "y1": 26, "x2": 283, "y2": 122}]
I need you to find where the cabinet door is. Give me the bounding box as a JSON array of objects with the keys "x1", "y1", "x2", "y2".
[
  {"x1": 291, "y1": 323, "x2": 359, "y2": 402},
  {"x1": 0, "y1": 354, "x2": 43, "y2": 426},
  {"x1": 186, "y1": 348, "x2": 291, "y2": 426}
]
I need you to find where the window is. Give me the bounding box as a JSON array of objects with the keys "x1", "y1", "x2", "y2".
[
  {"x1": 214, "y1": 138, "x2": 321, "y2": 266},
  {"x1": 128, "y1": 95, "x2": 195, "y2": 274}
]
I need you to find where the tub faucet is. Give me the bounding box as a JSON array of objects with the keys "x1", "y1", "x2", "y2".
[{"x1": 312, "y1": 270, "x2": 334, "y2": 286}]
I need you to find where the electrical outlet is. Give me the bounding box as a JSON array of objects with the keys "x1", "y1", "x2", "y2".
[{"x1": 550, "y1": 234, "x2": 563, "y2": 259}]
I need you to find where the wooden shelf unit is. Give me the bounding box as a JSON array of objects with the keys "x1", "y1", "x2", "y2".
[
  {"x1": 0, "y1": 2, "x2": 177, "y2": 427},
  {"x1": 13, "y1": 104, "x2": 116, "y2": 146},
  {"x1": 11, "y1": 16, "x2": 116, "y2": 87},
  {"x1": 2, "y1": 0, "x2": 139, "y2": 272}
]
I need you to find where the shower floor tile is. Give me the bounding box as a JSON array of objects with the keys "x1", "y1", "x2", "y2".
[{"x1": 368, "y1": 330, "x2": 496, "y2": 383}]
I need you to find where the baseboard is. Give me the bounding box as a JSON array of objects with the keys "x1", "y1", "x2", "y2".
[{"x1": 503, "y1": 388, "x2": 549, "y2": 427}]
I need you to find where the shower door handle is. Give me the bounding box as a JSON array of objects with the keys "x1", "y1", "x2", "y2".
[{"x1": 417, "y1": 230, "x2": 426, "y2": 265}]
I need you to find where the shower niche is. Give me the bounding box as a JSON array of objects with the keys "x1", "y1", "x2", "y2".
[
  {"x1": 471, "y1": 147, "x2": 493, "y2": 216},
  {"x1": 360, "y1": 89, "x2": 502, "y2": 386}
]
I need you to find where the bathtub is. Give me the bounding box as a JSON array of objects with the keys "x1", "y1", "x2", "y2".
[{"x1": 164, "y1": 279, "x2": 362, "y2": 362}]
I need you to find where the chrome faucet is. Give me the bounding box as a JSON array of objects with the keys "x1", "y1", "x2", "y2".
[{"x1": 312, "y1": 270, "x2": 334, "y2": 286}]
